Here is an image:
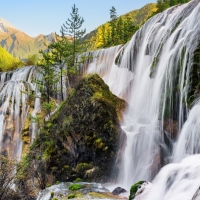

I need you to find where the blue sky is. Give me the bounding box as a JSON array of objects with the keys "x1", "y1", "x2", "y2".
[{"x1": 0, "y1": 0, "x2": 156, "y2": 37}]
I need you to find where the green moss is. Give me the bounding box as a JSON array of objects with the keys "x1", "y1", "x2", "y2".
[
  {"x1": 75, "y1": 163, "x2": 92, "y2": 175},
  {"x1": 89, "y1": 192, "x2": 119, "y2": 199},
  {"x1": 129, "y1": 181, "x2": 145, "y2": 200},
  {"x1": 63, "y1": 165, "x2": 70, "y2": 170},
  {"x1": 50, "y1": 191, "x2": 54, "y2": 197},
  {"x1": 68, "y1": 184, "x2": 82, "y2": 191},
  {"x1": 73, "y1": 178, "x2": 83, "y2": 182},
  {"x1": 93, "y1": 138, "x2": 106, "y2": 150},
  {"x1": 171, "y1": 20, "x2": 181, "y2": 34},
  {"x1": 56, "y1": 181, "x2": 61, "y2": 184},
  {"x1": 187, "y1": 43, "x2": 200, "y2": 108},
  {"x1": 150, "y1": 42, "x2": 164, "y2": 78},
  {"x1": 18, "y1": 74, "x2": 126, "y2": 184},
  {"x1": 68, "y1": 193, "x2": 75, "y2": 199}
]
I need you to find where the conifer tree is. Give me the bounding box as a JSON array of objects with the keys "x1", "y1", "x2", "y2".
[
  {"x1": 47, "y1": 33, "x2": 72, "y2": 101},
  {"x1": 117, "y1": 17, "x2": 124, "y2": 44},
  {"x1": 37, "y1": 50, "x2": 59, "y2": 116},
  {"x1": 109, "y1": 6, "x2": 118, "y2": 45},
  {"x1": 124, "y1": 16, "x2": 138, "y2": 43},
  {"x1": 60, "y1": 4, "x2": 86, "y2": 70}
]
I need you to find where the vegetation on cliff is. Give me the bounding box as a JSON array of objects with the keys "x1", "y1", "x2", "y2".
[
  {"x1": 86, "y1": 3, "x2": 157, "y2": 49},
  {"x1": 0, "y1": 46, "x2": 23, "y2": 71},
  {"x1": 151, "y1": 0, "x2": 191, "y2": 16},
  {"x1": 17, "y1": 74, "x2": 126, "y2": 195}
]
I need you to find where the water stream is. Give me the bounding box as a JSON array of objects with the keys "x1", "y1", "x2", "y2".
[
  {"x1": 82, "y1": 0, "x2": 200, "y2": 197},
  {"x1": 1, "y1": 0, "x2": 200, "y2": 198}
]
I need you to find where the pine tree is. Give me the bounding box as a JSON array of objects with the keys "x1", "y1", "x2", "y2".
[
  {"x1": 170, "y1": 0, "x2": 177, "y2": 6},
  {"x1": 156, "y1": 0, "x2": 170, "y2": 12},
  {"x1": 124, "y1": 16, "x2": 139, "y2": 43},
  {"x1": 47, "y1": 33, "x2": 72, "y2": 101},
  {"x1": 109, "y1": 6, "x2": 118, "y2": 45},
  {"x1": 37, "y1": 50, "x2": 59, "y2": 116},
  {"x1": 117, "y1": 17, "x2": 124, "y2": 44},
  {"x1": 60, "y1": 4, "x2": 86, "y2": 70}
]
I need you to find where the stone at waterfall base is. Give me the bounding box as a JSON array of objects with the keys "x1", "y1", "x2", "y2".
[
  {"x1": 112, "y1": 187, "x2": 127, "y2": 195},
  {"x1": 37, "y1": 182, "x2": 128, "y2": 200}
]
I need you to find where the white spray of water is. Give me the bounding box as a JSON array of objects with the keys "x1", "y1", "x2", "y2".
[
  {"x1": 82, "y1": 0, "x2": 200, "y2": 191},
  {"x1": 134, "y1": 155, "x2": 200, "y2": 200},
  {"x1": 0, "y1": 66, "x2": 40, "y2": 159}
]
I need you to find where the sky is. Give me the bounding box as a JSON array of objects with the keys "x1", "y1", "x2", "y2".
[{"x1": 0, "y1": 0, "x2": 156, "y2": 37}]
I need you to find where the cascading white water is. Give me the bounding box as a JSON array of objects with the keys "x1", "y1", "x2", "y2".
[
  {"x1": 82, "y1": 0, "x2": 200, "y2": 195},
  {"x1": 82, "y1": 45, "x2": 134, "y2": 98},
  {"x1": 0, "y1": 66, "x2": 40, "y2": 159},
  {"x1": 0, "y1": 65, "x2": 68, "y2": 159},
  {"x1": 134, "y1": 155, "x2": 200, "y2": 200},
  {"x1": 0, "y1": 1, "x2": 200, "y2": 199},
  {"x1": 173, "y1": 99, "x2": 200, "y2": 162}
]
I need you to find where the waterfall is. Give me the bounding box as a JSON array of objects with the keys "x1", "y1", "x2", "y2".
[
  {"x1": 1, "y1": 0, "x2": 200, "y2": 198},
  {"x1": 82, "y1": 0, "x2": 200, "y2": 192},
  {"x1": 0, "y1": 66, "x2": 39, "y2": 159},
  {"x1": 0, "y1": 65, "x2": 68, "y2": 159},
  {"x1": 173, "y1": 100, "x2": 200, "y2": 162},
  {"x1": 134, "y1": 155, "x2": 200, "y2": 200}
]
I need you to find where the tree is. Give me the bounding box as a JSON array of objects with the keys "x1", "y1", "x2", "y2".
[
  {"x1": 37, "y1": 50, "x2": 59, "y2": 116},
  {"x1": 123, "y1": 15, "x2": 139, "y2": 43},
  {"x1": 109, "y1": 6, "x2": 118, "y2": 45},
  {"x1": 25, "y1": 54, "x2": 38, "y2": 66},
  {"x1": 47, "y1": 33, "x2": 72, "y2": 101},
  {"x1": 60, "y1": 4, "x2": 86, "y2": 70},
  {"x1": 116, "y1": 17, "x2": 124, "y2": 44},
  {"x1": 110, "y1": 6, "x2": 117, "y2": 20},
  {"x1": 170, "y1": 0, "x2": 177, "y2": 6}
]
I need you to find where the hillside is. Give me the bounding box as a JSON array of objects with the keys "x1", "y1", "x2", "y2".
[
  {"x1": 85, "y1": 3, "x2": 157, "y2": 49},
  {"x1": 0, "y1": 18, "x2": 54, "y2": 60},
  {"x1": 0, "y1": 4, "x2": 156, "y2": 59},
  {"x1": 0, "y1": 46, "x2": 22, "y2": 71},
  {"x1": 122, "y1": 3, "x2": 157, "y2": 26}
]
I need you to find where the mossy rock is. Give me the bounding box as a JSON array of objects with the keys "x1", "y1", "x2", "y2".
[
  {"x1": 68, "y1": 184, "x2": 82, "y2": 191},
  {"x1": 129, "y1": 181, "x2": 146, "y2": 200},
  {"x1": 68, "y1": 193, "x2": 75, "y2": 199},
  {"x1": 73, "y1": 178, "x2": 83, "y2": 183},
  {"x1": 89, "y1": 192, "x2": 125, "y2": 199},
  {"x1": 75, "y1": 163, "x2": 92, "y2": 175},
  {"x1": 19, "y1": 74, "x2": 126, "y2": 184}
]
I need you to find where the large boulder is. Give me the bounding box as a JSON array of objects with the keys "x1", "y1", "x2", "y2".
[{"x1": 20, "y1": 74, "x2": 126, "y2": 188}]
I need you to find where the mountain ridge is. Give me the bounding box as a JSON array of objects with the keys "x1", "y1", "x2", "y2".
[
  {"x1": 0, "y1": 3, "x2": 157, "y2": 59},
  {"x1": 0, "y1": 17, "x2": 54, "y2": 60}
]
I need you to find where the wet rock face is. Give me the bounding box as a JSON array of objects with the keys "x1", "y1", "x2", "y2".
[
  {"x1": 25, "y1": 74, "x2": 126, "y2": 184},
  {"x1": 163, "y1": 119, "x2": 179, "y2": 140}
]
